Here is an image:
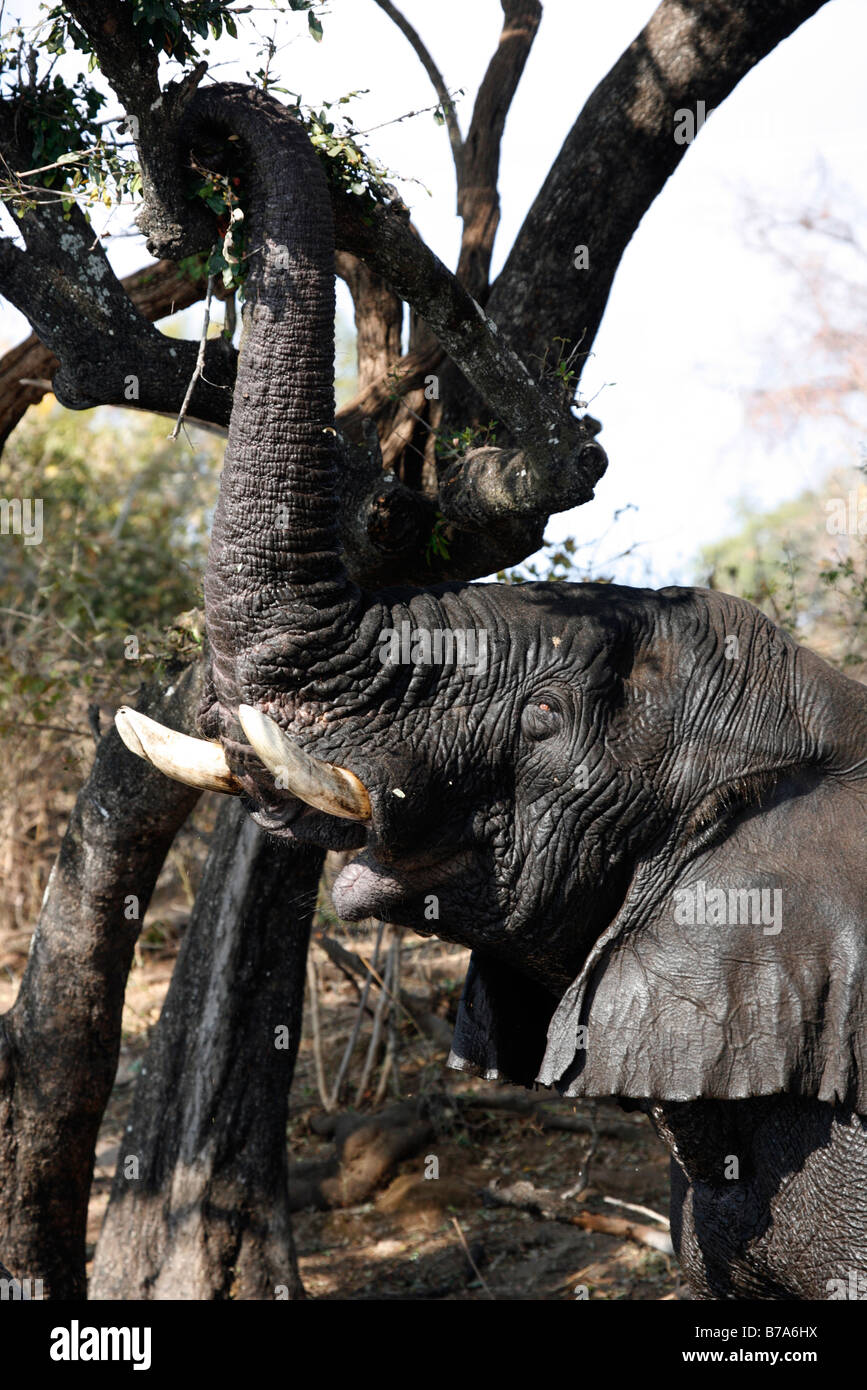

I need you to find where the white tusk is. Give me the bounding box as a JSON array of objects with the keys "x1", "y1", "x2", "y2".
[
  {"x1": 115, "y1": 707, "x2": 242, "y2": 795},
  {"x1": 237, "y1": 704, "x2": 371, "y2": 822}
]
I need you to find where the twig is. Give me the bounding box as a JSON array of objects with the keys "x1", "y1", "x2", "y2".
[
  {"x1": 386, "y1": 929, "x2": 402, "y2": 1098},
  {"x1": 484, "y1": 1179, "x2": 673, "y2": 1254},
  {"x1": 306, "y1": 953, "x2": 333, "y2": 1112},
  {"x1": 355, "y1": 927, "x2": 392, "y2": 1105},
  {"x1": 170, "y1": 274, "x2": 215, "y2": 440},
  {"x1": 317, "y1": 930, "x2": 427, "y2": 1041},
  {"x1": 373, "y1": 1049, "x2": 393, "y2": 1105},
  {"x1": 603, "y1": 1196, "x2": 670, "y2": 1228},
  {"x1": 459, "y1": 1092, "x2": 645, "y2": 1142},
  {"x1": 330, "y1": 921, "x2": 384, "y2": 1107},
  {"x1": 15, "y1": 150, "x2": 90, "y2": 178},
  {"x1": 372, "y1": 937, "x2": 398, "y2": 1101},
  {"x1": 223, "y1": 292, "x2": 236, "y2": 342},
  {"x1": 571, "y1": 1210, "x2": 673, "y2": 1255},
  {"x1": 451, "y1": 1217, "x2": 495, "y2": 1300},
  {"x1": 372, "y1": 0, "x2": 463, "y2": 179}
]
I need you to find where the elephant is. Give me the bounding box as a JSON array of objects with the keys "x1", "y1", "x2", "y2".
[{"x1": 117, "y1": 86, "x2": 867, "y2": 1301}]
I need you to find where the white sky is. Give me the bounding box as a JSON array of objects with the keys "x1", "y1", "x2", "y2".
[{"x1": 2, "y1": 0, "x2": 866, "y2": 584}]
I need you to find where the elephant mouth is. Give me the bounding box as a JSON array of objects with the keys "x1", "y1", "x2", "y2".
[
  {"x1": 246, "y1": 796, "x2": 368, "y2": 851},
  {"x1": 332, "y1": 846, "x2": 476, "y2": 923}
]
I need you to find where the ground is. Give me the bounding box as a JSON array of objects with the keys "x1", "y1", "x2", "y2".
[{"x1": 0, "y1": 835, "x2": 681, "y2": 1302}]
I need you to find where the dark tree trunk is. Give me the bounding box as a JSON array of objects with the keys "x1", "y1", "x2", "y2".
[
  {"x1": 0, "y1": 665, "x2": 203, "y2": 1300},
  {"x1": 90, "y1": 798, "x2": 322, "y2": 1300}
]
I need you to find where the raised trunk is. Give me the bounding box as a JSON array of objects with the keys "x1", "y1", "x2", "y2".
[{"x1": 185, "y1": 87, "x2": 362, "y2": 720}]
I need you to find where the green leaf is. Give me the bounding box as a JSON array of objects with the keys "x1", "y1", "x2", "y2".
[{"x1": 308, "y1": 12, "x2": 323, "y2": 41}]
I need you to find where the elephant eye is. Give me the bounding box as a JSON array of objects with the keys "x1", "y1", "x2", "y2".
[{"x1": 521, "y1": 697, "x2": 563, "y2": 740}]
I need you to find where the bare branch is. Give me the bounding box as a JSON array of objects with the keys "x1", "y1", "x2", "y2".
[
  {"x1": 489, "y1": 0, "x2": 832, "y2": 376},
  {"x1": 372, "y1": 0, "x2": 463, "y2": 182},
  {"x1": 336, "y1": 342, "x2": 443, "y2": 443},
  {"x1": 333, "y1": 187, "x2": 606, "y2": 519},
  {"x1": 0, "y1": 258, "x2": 222, "y2": 449},
  {"x1": 484, "y1": 1179, "x2": 675, "y2": 1254},
  {"x1": 335, "y1": 250, "x2": 403, "y2": 393},
  {"x1": 170, "y1": 273, "x2": 215, "y2": 438},
  {"x1": 0, "y1": 206, "x2": 235, "y2": 431},
  {"x1": 456, "y1": 0, "x2": 542, "y2": 299}
]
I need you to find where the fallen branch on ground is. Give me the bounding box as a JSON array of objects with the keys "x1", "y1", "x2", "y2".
[{"x1": 483, "y1": 1179, "x2": 674, "y2": 1254}]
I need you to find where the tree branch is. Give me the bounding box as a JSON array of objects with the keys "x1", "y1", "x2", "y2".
[
  {"x1": 483, "y1": 1179, "x2": 674, "y2": 1254},
  {"x1": 0, "y1": 257, "x2": 220, "y2": 449},
  {"x1": 456, "y1": 0, "x2": 542, "y2": 299},
  {"x1": 372, "y1": 0, "x2": 463, "y2": 183},
  {"x1": 62, "y1": 0, "x2": 212, "y2": 257},
  {"x1": 333, "y1": 187, "x2": 606, "y2": 519},
  {"x1": 0, "y1": 209, "x2": 236, "y2": 429},
  {"x1": 335, "y1": 250, "x2": 404, "y2": 393},
  {"x1": 488, "y1": 0, "x2": 832, "y2": 376}
]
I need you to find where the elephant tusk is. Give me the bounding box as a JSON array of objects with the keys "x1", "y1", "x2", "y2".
[
  {"x1": 237, "y1": 704, "x2": 372, "y2": 823},
  {"x1": 115, "y1": 707, "x2": 243, "y2": 795}
]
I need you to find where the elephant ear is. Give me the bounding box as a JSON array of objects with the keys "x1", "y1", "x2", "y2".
[
  {"x1": 538, "y1": 773, "x2": 867, "y2": 1109},
  {"x1": 448, "y1": 952, "x2": 555, "y2": 1089}
]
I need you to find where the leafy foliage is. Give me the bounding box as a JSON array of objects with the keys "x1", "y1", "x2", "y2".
[
  {"x1": 44, "y1": 2, "x2": 241, "y2": 66},
  {"x1": 434, "y1": 419, "x2": 498, "y2": 462},
  {"x1": 697, "y1": 467, "x2": 867, "y2": 674},
  {"x1": 0, "y1": 2, "x2": 333, "y2": 219},
  {"x1": 0, "y1": 404, "x2": 222, "y2": 935},
  {"x1": 0, "y1": 404, "x2": 221, "y2": 733},
  {"x1": 0, "y1": 48, "x2": 140, "y2": 214},
  {"x1": 424, "y1": 513, "x2": 450, "y2": 566}
]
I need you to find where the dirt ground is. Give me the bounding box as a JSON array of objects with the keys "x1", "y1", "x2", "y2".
[{"x1": 0, "y1": 894, "x2": 681, "y2": 1302}]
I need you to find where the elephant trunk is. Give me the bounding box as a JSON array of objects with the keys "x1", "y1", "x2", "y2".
[{"x1": 186, "y1": 86, "x2": 363, "y2": 723}]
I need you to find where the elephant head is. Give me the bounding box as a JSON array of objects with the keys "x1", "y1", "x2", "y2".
[{"x1": 119, "y1": 87, "x2": 867, "y2": 1112}]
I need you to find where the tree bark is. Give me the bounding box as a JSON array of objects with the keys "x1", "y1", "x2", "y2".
[
  {"x1": 487, "y1": 0, "x2": 832, "y2": 377},
  {"x1": 0, "y1": 258, "x2": 222, "y2": 449},
  {"x1": 455, "y1": 0, "x2": 542, "y2": 300},
  {"x1": 0, "y1": 664, "x2": 203, "y2": 1299},
  {"x1": 336, "y1": 251, "x2": 403, "y2": 394},
  {"x1": 90, "y1": 799, "x2": 321, "y2": 1300}
]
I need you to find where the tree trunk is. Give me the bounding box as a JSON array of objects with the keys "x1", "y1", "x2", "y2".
[
  {"x1": 0, "y1": 665, "x2": 204, "y2": 1300},
  {"x1": 90, "y1": 798, "x2": 321, "y2": 1300}
]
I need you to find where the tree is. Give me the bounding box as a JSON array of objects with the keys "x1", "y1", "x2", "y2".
[
  {"x1": 0, "y1": 0, "x2": 833, "y2": 1299},
  {"x1": 700, "y1": 195, "x2": 867, "y2": 676}
]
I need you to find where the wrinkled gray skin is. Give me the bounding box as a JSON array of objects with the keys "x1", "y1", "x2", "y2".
[{"x1": 186, "y1": 88, "x2": 867, "y2": 1300}]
